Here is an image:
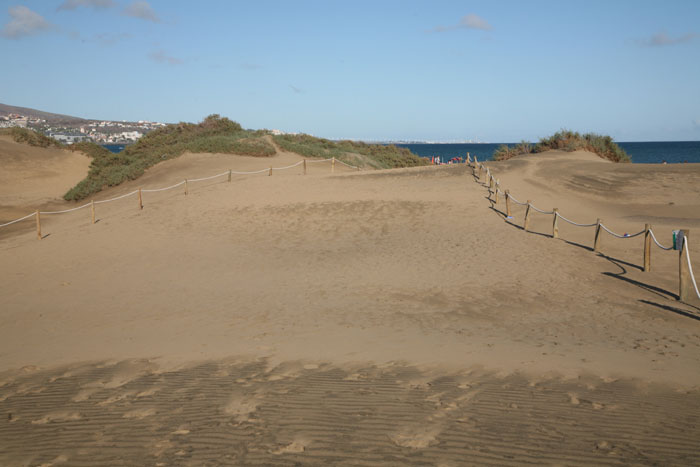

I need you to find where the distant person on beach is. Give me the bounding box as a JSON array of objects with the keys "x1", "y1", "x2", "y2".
[{"x1": 662, "y1": 160, "x2": 667, "y2": 164}]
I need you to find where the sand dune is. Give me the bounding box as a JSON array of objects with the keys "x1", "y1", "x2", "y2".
[
  {"x1": 0, "y1": 136, "x2": 90, "y2": 222},
  {"x1": 1, "y1": 149, "x2": 699, "y2": 465}
]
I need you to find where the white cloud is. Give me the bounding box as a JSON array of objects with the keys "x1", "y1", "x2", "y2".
[
  {"x1": 123, "y1": 1, "x2": 159, "y2": 22},
  {"x1": 1, "y1": 6, "x2": 52, "y2": 39},
  {"x1": 149, "y1": 49, "x2": 182, "y2": 65},
  {"x1": 57, "y1": 0, "x2": 115, "y2": 11},
  {"x1": 642, "y1": 31, "x2": 697, "y2": 47},
  {"x1": 430, "y1": 14, "x2": 492, "y2": 33},
  {"x1": 459, "y1": 14, "x2": 492, "y2": 31}
]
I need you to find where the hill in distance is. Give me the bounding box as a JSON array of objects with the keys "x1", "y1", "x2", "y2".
[{"x1": 0, "y1": 103, "x2": 87, "y2": 124}]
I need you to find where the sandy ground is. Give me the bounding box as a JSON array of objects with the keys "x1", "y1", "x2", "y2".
[
  {"x1": 0, "y1": 136, "x2": 90, "y2": 222},
  {"x1": 1, "y1": 147, "x2": 700, "y2": 465}
]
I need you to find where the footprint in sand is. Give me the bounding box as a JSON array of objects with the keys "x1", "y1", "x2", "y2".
[
  {"x1": 390, "y1": 425, "x2": 442, "y2": 449},
  {"x1": 222, "y1": 396, "x2": 258, "y2": 422},
  {"x1": 271, "y1": 440, "x2": 307, "y2": 454},
  {"x1": 32, "y1": 412, "x2": 81, "y2": 424},
  {"x1": 122, "y1": 408, "x2": 156, "y2": 419},
  {"x1": 37, "y1": 454, "x2": 69, "y2": 467}
]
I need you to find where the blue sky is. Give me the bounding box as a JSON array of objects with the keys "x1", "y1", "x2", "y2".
[{"x1": 1, "y1": 0, "x2": 699, "y2": 142}]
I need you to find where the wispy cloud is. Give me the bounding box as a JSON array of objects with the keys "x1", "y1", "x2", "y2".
[
  {"x1": 149, "y1": 49, "x2": 182, "y2": 65},
  {"x1": 123, "y1": 1, "x2": 159, "y2": 22},
  {"x1": 641, "y1": 31, "x2": 697, "y2": 47},
  {"x1": 430, "y1": 14, "x2": 492, "y2": 33},
  {"x1": 241, "y1": 63, "x2": 263, "y2": 70},
  {"x1": 289, "y1": 85, "x2": 303, "y2": 94},
  {"x1": 1, "y1": 6, "x2": 53, "y2": 39},
  {"x1": 57, "y1": 0, "x2": 115, "y2": 11}
]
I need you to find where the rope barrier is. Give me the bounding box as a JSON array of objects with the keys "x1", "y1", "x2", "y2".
[
  {"x1": 40, "y1": 202, "x2": 92, "y2": 215},
  {"x1": 649, "y1": 229, "x2": 673, "y2": 250},
  {"x1": 528, "y1": 204, "x2": 554, "y2": 215},
  {"x1": 306, "y1": 158, "x2": 333, "y2": 163},
  {"x1": 554, "y1": 212, "x2": 598, "y2": 228},
  {"x1": 507, "y1": 194, "x2": 528, "y2": 206},
  {"x1": 684, "y1": 237, "x2": 700, "y2": 299},
  {"x1": 335, "y1": 159, "x2": 359, "y2": 169},
  {"x1": 599, "y1": 223, "x2": 646, "y2": 239},
  {"x1": 187, "y1": 171, "x2": 229, "y2": 183},
  {"x1": 0, "y1": 212, "x2": 36, "y2": 228},
  {"x1": 475, "y1": 169, "x2": 698, "y2": 302},
  {"x1": 0, "y1": 157, "x2": 345, "y2": 231},
  {"x1": 142, "y1": 181, "x2": 186, "y2": 193},
  {"x1": 231, "y1": 168, "x2": 271, "y2": 175},
  {"x1": 271, "y1": 161, "x2": 304, "y2": 171},
  {"x1": 94, "y1": 190, "x2": 139, "y2": 205}
]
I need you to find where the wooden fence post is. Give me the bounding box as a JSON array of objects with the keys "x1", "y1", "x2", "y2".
[
  {"x1": 494, "y1": 183, "x2": 499, "y2": 204},
  {"x1": 552, "y1": 208, "x2": 559, "y2": 238},
  {"x1": 269, "y1": 166, "x2": 273, "y2": 176},
  {"x1": 679, "y1": 229, "x2": 691, "y2": 302},
  {"x1": 228, "y1": 170, "x2": 232, "y2": 182},
  {"x1": 332, "y1": 157, "x2": 335, "y2": 173},
  {"x1": 524, "y1": 201, "x2": 532, "y2": 231},
  {"x1": 91, "y1": 199, "x2": 95, "y2": 224},
  {"x1": 505, "y1": 190, "x2": 511, "y2": 218},
  {"x1": 35, "y1": 210, "x2": 41, "y2": 240},
  {"x1": 594, "y1": 219, "x2": 602, "y2": 253},
  {"x1": 185, "y1": 179, "x2": 188, "y2": 195},
  {"x1": 303, "y1": 159, "x2": 307, "y2": 175},
  {"x1": 478, "y1": 164, "x2": 482, "y2": 180},
  {"x1": 138, "y1": 188, "x2": 143, "y2": 210},
  {"x1": 643, "y1": 224, "x2": 651, "y2": 272}
]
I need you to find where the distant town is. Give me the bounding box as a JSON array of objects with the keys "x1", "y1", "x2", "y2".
[{"x1": 0, "y1": 112, "x2": 166, "y2": 145}]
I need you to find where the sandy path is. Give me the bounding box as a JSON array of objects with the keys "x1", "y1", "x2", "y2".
[{"x1": 1, "y1": 150, "x2": 699, "y2": 464}]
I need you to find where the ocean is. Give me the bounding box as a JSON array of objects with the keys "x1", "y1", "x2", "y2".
[{"x1": 396, "y1": 141, "x2": 700, "y2": 164}]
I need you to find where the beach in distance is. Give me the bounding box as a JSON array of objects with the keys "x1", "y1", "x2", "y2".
[{"x1": 1, "y1": 133, "x2": 700, "y2": 465}]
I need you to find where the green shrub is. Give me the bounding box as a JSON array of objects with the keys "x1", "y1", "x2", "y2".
[
  {"x1": 0, "y1": 127, "x2": 63, "y2": 148},
  {"x1": 64, "y1": 115, "x2": 276, "y2": 201},
  {"x1": 493, "y1": 141, "x2": 533, "y2": 161},
  {"x1": 493, "y1": 130, "x2": 630, "y2": 163},
  {"x1": 273, "y1": 134, "x2": 427, "y2": 169}
]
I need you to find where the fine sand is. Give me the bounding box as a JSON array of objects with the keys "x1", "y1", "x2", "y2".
[
  {"x1": 1, "y1": 147, "x2": 700, "y2": 465},
  {"x1": 0, "y1": 136, "x2": 90, "y2": 222}
]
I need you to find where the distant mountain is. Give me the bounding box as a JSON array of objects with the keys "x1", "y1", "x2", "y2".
[{"x1": 0, "y1": 103, "x2": 86, "y2": 123}]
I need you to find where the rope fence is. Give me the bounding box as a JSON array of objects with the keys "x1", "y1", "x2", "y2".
[
  {"x1": 465, "y1": 154, "x2": 700, "y2": 302},
  {"x1": 1, "y1": 156, "x2": 359, "y2": 239}
]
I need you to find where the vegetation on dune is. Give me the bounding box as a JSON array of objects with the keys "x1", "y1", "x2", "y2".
[
  {"x1": 64, "y1": 115, "x2": 276, "y2": 201},
  {"x1": 0, "y1": 127, "x2": 63, "y2": 148},
  {"x1": 8, "y1": 116, "x2": 427, "y2": 202},
  {"x1": 273, "y1": 134, "x2": 428, "y2": 169},
  {"x1": 493, "y1": 130, "x2": 630, "y2": 163}
]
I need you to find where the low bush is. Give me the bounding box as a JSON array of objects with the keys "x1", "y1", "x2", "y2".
[
  {"x1": 493, "y1": 130, "x2": 630, "y2": 163},
  {"x1": 273, "y1": 134, "x2": 427, "y2": 169},
  {"x1": 64, "y1": 115, "x2": 275, "y2": 200},
  {"x1": 0, "y1": 127, "x2": 63, "y2": 148}
]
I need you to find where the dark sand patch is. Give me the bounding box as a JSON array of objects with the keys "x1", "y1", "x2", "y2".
[{"x1": 1, "y1": 359, "x2": 699, "y2": 466}]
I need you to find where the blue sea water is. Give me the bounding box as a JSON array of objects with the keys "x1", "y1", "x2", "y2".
[
  {"x1": 396, "y1": 141, "x2": 700, "y2": 164},
  {"x1": 102, "y1": 144, "x2": 126, "y2": 153}
]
